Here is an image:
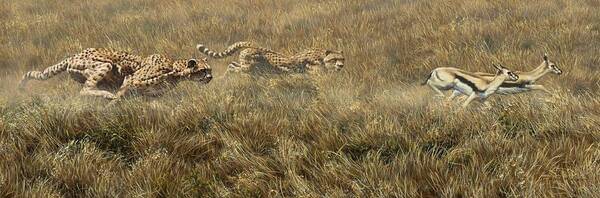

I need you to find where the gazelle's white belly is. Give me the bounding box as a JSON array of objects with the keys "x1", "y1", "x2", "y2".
[
  {"x1": 453, "y1": 82, "x2": 472, "y2": 94},
  {"x1": 454, "y1": 81, "x2": 496, "y2": 98},
  {"x1": 453, "y1": 80, "x2": 481, "y2": 96}
]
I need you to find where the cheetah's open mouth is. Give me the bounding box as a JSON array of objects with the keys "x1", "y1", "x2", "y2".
[
  {"x1": 190, "y1": 71, "x2": 213, "y2": 84},
  {"x1": 201, "y1": 73, "x2": 213, "y2": 83},
  {"x1": 204, "y1": 74, "x2": 212, "y2": 83}
]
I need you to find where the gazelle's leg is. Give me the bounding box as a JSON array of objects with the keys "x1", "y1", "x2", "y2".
[
  {"x1": 80, "y1": 62, "x2": 116, "y2": 100},
  {"x1": 442, "y1": 90, "x2": 461, "y2": 106},
  {"x1": 462, "y1": 93, "x2": 477, "y2": 108},
  {"x1": 477, "y1": 92, "x2": 494, "y2": 108},
  {"x1": 528, "y1": 84, "x2": 560, "y2": 102},
  {"x1": 481, "y1": 99, "x2": 492, "y2": 109},
  {"x1": 428, "y1": 83, "x2": 445, "y2": 97},
  {"x1": 447, "y1": 90, "x2": 461, "y2": 101},
  {"x1": 527, "y1": 84, "x2": 552, "y2": 94}
]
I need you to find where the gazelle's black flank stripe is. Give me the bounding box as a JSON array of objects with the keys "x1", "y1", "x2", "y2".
[
  {"x1": 455, "y1": 75, "x2": 484, "y2": 92},
  {"x1": 500, "y1": 82, "x2": 528, "y2": 88}
]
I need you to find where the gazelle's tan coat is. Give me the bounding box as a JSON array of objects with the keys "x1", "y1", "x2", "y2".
[
  {"x1": 473, "y1": 54, "x2": 562, "y2": 95},
  {"x1": 424, "y1": 64, "x2": 519, "y2": 108}
]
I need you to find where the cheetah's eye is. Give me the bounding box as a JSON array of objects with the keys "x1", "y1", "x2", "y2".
[{"x1": 187, "y1": 59, "x2": 198, "y2": 68}]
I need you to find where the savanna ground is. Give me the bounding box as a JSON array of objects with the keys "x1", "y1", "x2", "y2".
[{"x1": 1, "y1": 0, "x2": 600, "y2": 197}]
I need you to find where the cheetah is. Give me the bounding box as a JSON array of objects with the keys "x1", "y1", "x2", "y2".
[
  {"x1": 19, "y1": 48, "x2": 213, "y2": 101},
  {"x1": 196, "y1": 42, "x2": 345, "y2": 75},
  {"x1": 111, "y1": 54, "x2": 212, "y2": 102},
  {"x1": 19, "y1": 48, "x2": 143, "y2": 99}
]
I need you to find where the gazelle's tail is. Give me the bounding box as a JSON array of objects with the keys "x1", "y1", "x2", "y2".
[{"x1": 421, "y1": 71, "x2": 433, "y2": 85}]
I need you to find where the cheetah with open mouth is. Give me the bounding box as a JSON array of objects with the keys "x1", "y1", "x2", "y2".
[{"x1": 19, "y1": 48, "x2": 212, "y2": 100}]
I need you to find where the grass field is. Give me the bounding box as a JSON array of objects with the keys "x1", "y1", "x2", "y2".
[{"x1": 1, "y1": 0, "x2": 600, "y2": 197}]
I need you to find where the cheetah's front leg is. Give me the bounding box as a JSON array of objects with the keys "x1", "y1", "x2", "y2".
[
  {"x1": 227, "y1": 62, "x2": 242, "y2": 72},
  {"x1": 109, "y1": 71, "x2": 174, "y2": 105},
  {"x1": 107, "y1": 76, "x2": 133, "y2": 106},
  {"x1": 226, "y1": 61, "x2": 250, "y2": 73},
  {"x1": 107, "y1": 86, "x2": 129, "y2": 106}
]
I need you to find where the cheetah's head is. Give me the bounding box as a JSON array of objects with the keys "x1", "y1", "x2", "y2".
[
  {"x1": 184, "y1": 58, "x2": 213, "y2": 84},
  {"x1": 323, "y1": 50, "x2": 345, "y2": 71}
]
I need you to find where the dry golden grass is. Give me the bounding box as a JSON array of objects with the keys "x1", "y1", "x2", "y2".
[{"x1": 1, "y1": 0, "x2": 600, "y2": 197}]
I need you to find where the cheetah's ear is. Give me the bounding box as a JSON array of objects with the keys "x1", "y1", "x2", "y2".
[
  {"x1": 326, "y1": 50, "x2": 342, "y2": 55},
  {"x1": 187, "y1": 59, "x2": 198, "y2": 68},
  {"x1": 543, "y1": 53, "x2": 548, "y2": 62}
]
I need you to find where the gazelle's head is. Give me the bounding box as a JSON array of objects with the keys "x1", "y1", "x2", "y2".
[
  {"x1": 493, "y1": 63, "x2": 519, "y2": 81},
  {"x1": 543, "y1": 53, "x2": 562, "y2": 75}
]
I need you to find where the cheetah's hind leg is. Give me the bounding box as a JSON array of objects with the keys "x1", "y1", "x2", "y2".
[{"x1": 79, "y1": 62, "x2": 117, "y2": 100}]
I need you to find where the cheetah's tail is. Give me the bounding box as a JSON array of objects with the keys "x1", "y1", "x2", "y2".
[
  {"x1": 19, "y1": 60, "x2": 69, "y2": 89},
  {"x1": 196, "y1": 41, "x2": 255, "y2": 59}
]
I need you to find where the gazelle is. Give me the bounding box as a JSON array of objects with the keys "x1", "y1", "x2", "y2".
[
  {"x1": 473, "y1": 54, "x2": 562, "y2": 95},
  {"x1": 423, "y1": 64, "x2": 519, "y2": 108}
]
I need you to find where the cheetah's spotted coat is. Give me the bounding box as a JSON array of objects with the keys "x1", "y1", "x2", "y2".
[
  {"x1": 20, "y1": 48, "x2": 213, "y2": 100},
  {"x1": 197, "y1": 42, "x2": 345, "y2": 75}
]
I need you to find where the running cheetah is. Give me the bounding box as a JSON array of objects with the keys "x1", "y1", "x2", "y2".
[
  {"x1": 19, "y1": 48, "x2": 143, "y2": 99},
  {"x1": 19, "y1": 49, "x2": 212, "y2": 101},
  {"x1": 196, "y1": 42, "x2": 345, "y2": 75}
]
